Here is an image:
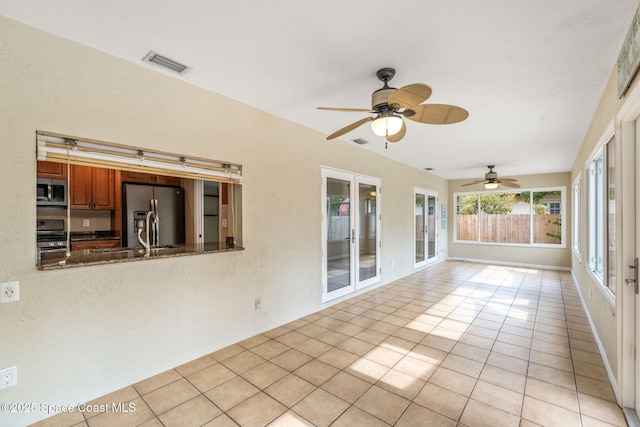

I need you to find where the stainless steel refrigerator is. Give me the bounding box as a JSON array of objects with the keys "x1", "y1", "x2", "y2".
[{"x1": 122, "y1": 183, "x2": 185, "y2": 248}]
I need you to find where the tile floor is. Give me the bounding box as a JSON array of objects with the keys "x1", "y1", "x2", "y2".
[{"x1": 32, "y1": 261, "x2": 627, "y2": 426}]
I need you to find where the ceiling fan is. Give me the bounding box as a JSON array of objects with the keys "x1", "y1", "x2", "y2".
[
  {"x1": 317, "y1": 67, "x2": 468, "y2": 145},
  {"x1": 461, "y1": 165, "x2": 520, "y2": 189}
]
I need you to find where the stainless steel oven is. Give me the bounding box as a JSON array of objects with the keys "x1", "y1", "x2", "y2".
[{"x1": 37, "y1": 178, "x2": 67, "y2": 206}]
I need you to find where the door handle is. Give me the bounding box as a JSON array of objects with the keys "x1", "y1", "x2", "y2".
[
  {"x1": 351, "y1": 229, "x2": 355, "y2": 244},
  {"x1": 627, "y1": 258, "x2": 639, "y2": 294}
]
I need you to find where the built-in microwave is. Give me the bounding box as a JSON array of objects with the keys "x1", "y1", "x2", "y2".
[{"x1": 37, "y1": 178, "x2": 67, "y2": 206}]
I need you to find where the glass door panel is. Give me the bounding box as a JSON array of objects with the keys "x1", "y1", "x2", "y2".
[
  {"x1": 427, "y1": 195, "x2": 437, "y2": 261},
  {"x1": 356, "y1": 178, "x2": 380, "y2": 289},
  {"x1": 415, "y1": 193, "x2": 426, "y2": 264},
  {"x1": 326, "y1": 177, "x2": 352, "y2": 294}
]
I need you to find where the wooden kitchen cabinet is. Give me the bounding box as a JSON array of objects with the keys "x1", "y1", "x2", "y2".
[
  {"x1": 71, "y1": 239, "x2": 120, "y2": 251},
  {"x1": 37, "y1": 161, "x2": 67, "y2": 179},
  {"x1": 69, "y1": 165, "x2": 115, "y2": 210},
  {"x1": 121, "y1": 171, "x2": 180, "y2": 186}
]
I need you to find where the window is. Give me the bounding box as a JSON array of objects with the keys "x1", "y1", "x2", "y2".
[
  {"x1": 454, "y1": 188, "x2": 565, "y2": 247},
  {"x1": 586, "y1": 137, "x2": 616, "y2": 294},
  {"x1": 572, "y1": 176, "x2": 581, "y2": 257}
]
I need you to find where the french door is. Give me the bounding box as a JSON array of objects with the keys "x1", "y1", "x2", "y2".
[
  {"x1": 415, "y1": 188, "x2": 438, "y2": 268},
  {"x1": 322, "y1": 168, "x2": 380, "y2": 302}
]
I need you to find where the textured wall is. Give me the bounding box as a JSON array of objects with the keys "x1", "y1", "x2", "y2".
[{"x1": 0, "y1": 17, "x2": 449, "y2": 426}]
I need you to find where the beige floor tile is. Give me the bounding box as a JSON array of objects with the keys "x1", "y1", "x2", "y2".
[
  {"x1": 380, "y1": 336, "x2": 416, "y2": 355},
  {"x1": 268, "y1": 410, "x2": 315, "y2": 426},
  {"x1": 527, "y1": 363, "x2": 576, "y2": 391},
  {"x1": 316, "y1": 329, "x2": 350, "y2": 346},
  {"x1": 142, "y1": 378, "x2": 200, "y2": 415},
  {"x1": 241, "y1": 361, "x2": 288, "y2": 389},
  {"x1": 392, "y1": 355, "x2": 437, "y2": 381},
  {"x1": 395, "y1": 402, "x2": 457, "y2": 427},
  {"x1": 531, "y1": 339, "x2": 572, "y2": 358},
  {"x1": 331, "y1": 406, "x2": 390, "y2": 427},
  {"x1": 346, "y1": 357, "x2": 390, "y2": 383},
  {"x1": 441, "y1": 353, "x2": 484, "y2": 378},
  {"x1": 158, "y1": 395, "x2": 221, "y2": 427},
  {"x1": 138, "y1": 418, "x2": 163, "y2": 427},
  {"x1": 450, "y1": 342, "x2": 490, "y2": 363},
  {"x1": 220, "y1": 350, "x2": 266, "y2": 375},
  {"x1": 529, "y1": 349, "x2": 573, "y2": 373},
  {"x1": 238, "y1": 334, "x2": 271, "y2": 349},
  {"x1": 577, "y1": 393, "x2": 627, "y2": 426},
  {"x1": 337, "y1": 337, "x2": 376, "y2": 356},
  {"x1": 320, "y1": 371, "x2": 372, "y2": 404},
  {"x1": 525, "y1": 377, "x2": 579, "y2": 412},
  {"x1": 574, "y1": 360, "x2": 609, "y2": 382},
  {"x1": 471, "y1": 380, "x2": 523, "y2": 416},
  {"x1": 522, "y1": 396, "x2": 582, "y2": 427},
  {"x1": 274, "y1": 330, "x2": 310, "y2": 348},
  {"x1": 250, "y1": 339, "x2": 290, "y2": 360},
  {"x1": 293, "y1": 359, "x2": 339, "y2": 386},
  {"x1": 29, "y1": 408, "x2": 86, "y2": 427},
  {"x1": 354, "y1": 328, "x2": 389, "y2": 345},
  {"x1": 210, "y1": 344, "x2": 245, "y2": 362},
  {"x1": 317, "y1": 347, "x2": 359, "y2": 369},
  {"x1": 413, "y1": 382, "x2": 468, "y2": 421},
  {"x1": 492, "y1": 340, "x2": 531, "y2": 361},
  {"x1": 376, "y1": 368, "x2": 425, "y2": 400},
  {"x1": 204, "y1": 375, "x2": 259, "y2": 411},
  {"x1": 575, "y1": 375, "x2": 617, "y2": 402},
  {"x1": 174, "y1": 355, "x2": 217, "y2": 377},
  {"x1": 262, "y1": 325, "x2": 291, "y2": 339},
  {"x1": 291, "y1": 389, "x2": 350, "y2": 427},
  {"x1": 497, "y1": 331, "x2": 533, "y2": 348},
  {"x1": 460, "y1": 399, "x2": 521, "y2": 427},
  {"x1": 354, "y1": 385, "x2": 410, "y2": 425},
  {"x1": 333, "y1": 321, "x2": 366, "y2": 336},
  {"x1": 133, "y1": 369, "x2": 181, "y2": 395},
  {"x1": 369, "y1": 320, "x2": 402, "y2": 335},
  {"x1": 186, "y1": 362, "x2": 237, "y2": 392},
  {"x1": 479, "y1": 364, "x2": 527, "y2": 394},
  {"x1": 429, "y1": 367, "x2": 477, "y2": 397},
  {"x1": 296, "y1": 323, "x2": 329, "y2": 338},
  {"x1": 270, "y1": 348, "x2": 313, "y2": 372},
  {"x1": 294, "y1": 338, "x2": 333, "y2": 358},
  {"x1": 83, "y1": 386, "x2": 139, "y2": 419},
  {"x1": 265, "y1": 373, "x2": 316, "y2": 407},
  {"x1": 363, "y1": 345, "x2": 405, "y2": 367},
  {"x1": 406, "y1": 343, "x2": 447, "y2": 365},
  {"x1": 485, "y1": 351, "x2": 529, "y2": 375},
  {"x1": 226, "y1": 392, "x2": 286, "y2": 427},
  {"x1": 86, "y1": 397, "x2": 155, "y2": 427}
]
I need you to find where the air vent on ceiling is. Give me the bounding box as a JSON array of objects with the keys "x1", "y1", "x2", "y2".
[
  {"x1": 142, "y1": 51, "x2": 191, "y2": 75},
  {"x1": 353, "y1": 138, "x2": 369, "y2": 145}
]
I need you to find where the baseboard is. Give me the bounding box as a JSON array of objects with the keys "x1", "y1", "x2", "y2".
[
  {"x1": 447, "y1": 256, "x2": 571, "y2": 271},
  {"x1": 570, "y1": 270, "x2": 620, "y2": 403}
]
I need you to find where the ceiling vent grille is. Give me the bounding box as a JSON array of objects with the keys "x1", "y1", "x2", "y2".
[
  {"x1": 352, "y1": 138, "x2": 369, "y2": 145},
  {"x1": 142, "y1": 51, "x2": 191, "y2": 75}
]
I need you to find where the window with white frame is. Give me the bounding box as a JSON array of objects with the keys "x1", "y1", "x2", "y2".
[
  {"x1": 454, "y1": 187, "x2": 565, "y2": 247},
  {"x1": 572, "y1": 176, "x2": 581, "y2": 257}
]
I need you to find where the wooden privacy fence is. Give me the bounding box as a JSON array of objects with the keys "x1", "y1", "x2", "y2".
[{"x1": 456, "y1": 214, "x2": 561, "y2": 244}]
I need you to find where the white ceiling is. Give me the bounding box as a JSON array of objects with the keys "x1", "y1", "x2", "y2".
[{"x1": 1, "y1": 0, "x2": 638, "y2": 179}]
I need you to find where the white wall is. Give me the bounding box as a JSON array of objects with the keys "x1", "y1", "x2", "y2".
[{"x1": 0, "y1": 17, "x2": 449, "y2": 426}]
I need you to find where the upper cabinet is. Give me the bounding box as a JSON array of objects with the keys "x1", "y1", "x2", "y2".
[
  {"x1": 69, "y1": 165, "x2": 115, "y2": 210},
  {"x1": 121, "y1": 171, "x2": 180, "y2": 186},
  {"x1": 37, "y1": 161, "x2": 67, "y2": 179}
]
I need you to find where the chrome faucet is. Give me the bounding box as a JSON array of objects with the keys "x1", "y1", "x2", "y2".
[{"x1": 136, "y1": 199, "x2": 159, "y2": 254}]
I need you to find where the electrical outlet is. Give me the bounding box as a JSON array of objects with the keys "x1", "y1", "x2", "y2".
[
  {"x1": 254, "y1": 298, "x2": 261, "y2": 310},
  {"x1": 0, "y1": 366, "x2": 17, "y2": 390},
  {"x1": 83, "y1": 219, "x2": 90, "y2": 227},
  {"x1": 1, "y1": 281, "x2": 19, "y2": 303}
]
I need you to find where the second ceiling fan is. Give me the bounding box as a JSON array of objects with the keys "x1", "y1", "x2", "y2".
[
  {"x1": 462, "y1": 165, "x2": 520, "y2": 189},
  {"x1": 318, "y1": 67, "x2": 468, "y2": 144}
]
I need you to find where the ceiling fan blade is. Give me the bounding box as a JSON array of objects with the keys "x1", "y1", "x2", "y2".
[
  {"x1": 499, "y1": 178, "x2": 518, "y2": 182},
  {"x1": 326, "y1": 117, "x2": 373, "y2": 140},
  {"x1": 388, "y1": 83, "x2": 433, "y2": 109},
  {"x1": 386, "y1": 120, "x2": 406, "y2": 143},
  {"x1": 460, "y1": 180, "x2": 486, "y2": 187},
  {"x1": 501, "y1": 181, "x2": 521, "y2": 188},
  {"x1": 408, "y1": 104, "x2": 469, "y2": 124},
  {"x1": 317, "y1": 107, "x2": 375, "y2": 113}
]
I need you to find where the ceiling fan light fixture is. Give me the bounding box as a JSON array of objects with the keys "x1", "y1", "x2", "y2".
[
  {"x1": 484, "y1": 182, "x2": 499, "y2": 190},
  {"x1": 371, "y1": 115, "x2": 403, "y2": 137}
]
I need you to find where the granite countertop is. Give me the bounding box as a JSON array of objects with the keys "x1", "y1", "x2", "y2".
[{"x1": 38, "y1": 243, "x2": 243, "y2": 270}]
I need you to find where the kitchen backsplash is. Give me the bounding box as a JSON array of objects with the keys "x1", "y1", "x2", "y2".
[{"x1": 37, "y1": 207, "x2": 112, "y2": 231}]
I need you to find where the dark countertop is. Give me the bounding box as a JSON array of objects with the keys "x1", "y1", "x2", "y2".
[{"x1": 38, "y1": 243, "x2": 243, "y2": 270}]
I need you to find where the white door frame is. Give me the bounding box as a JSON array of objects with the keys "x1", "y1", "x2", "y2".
[
  {"x1": 616, "y1": 76, "x2": 640, "y2": 416},
  {"x1": 414, "y1": 188, "x2": 438, "y2": 268}
]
